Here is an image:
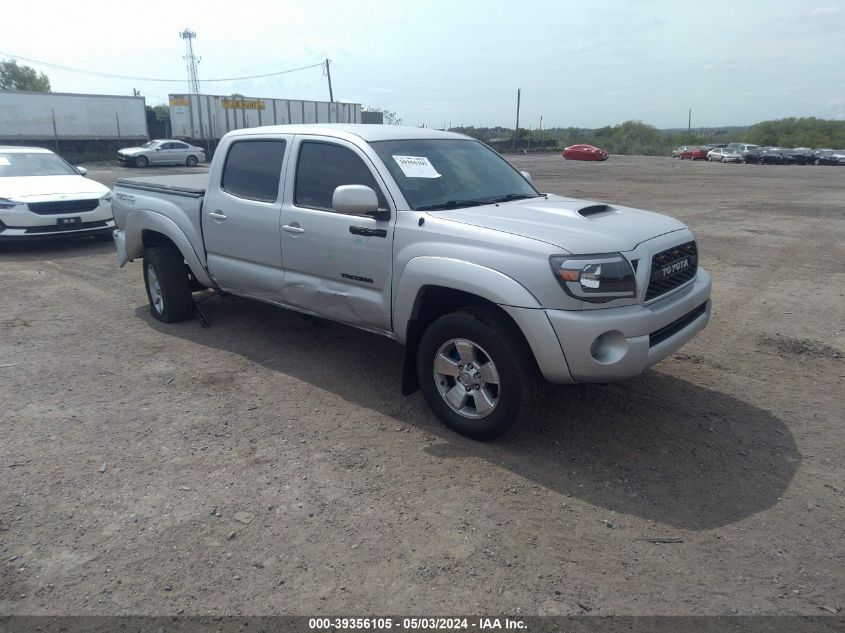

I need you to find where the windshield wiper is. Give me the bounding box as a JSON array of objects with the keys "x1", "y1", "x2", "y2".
[
  {"x1": 416, "y1": 199, "x2": 490, "y2": 211},
  {"x1": 485, "y1": 193, "x2": 536, "y2": 204}
]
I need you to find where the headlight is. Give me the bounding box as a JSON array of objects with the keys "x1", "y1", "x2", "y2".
[
  {"x1": 0, "y1": 198, "x2": 21, "y2": 209},
  {"x1": 549, "y1": 254, "x2": 637, "y2": 303}
]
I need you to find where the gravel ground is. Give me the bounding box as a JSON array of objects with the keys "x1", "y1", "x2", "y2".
[{"x1": 1, "y1": 155, "x2": 843, "y2": 616}]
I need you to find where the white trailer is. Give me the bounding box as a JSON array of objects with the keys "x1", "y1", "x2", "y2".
[
  {"x1": 0, "y1": 91, "x2": 148, "y2": 141},
  {"x1": 168, "y1": 93, "x2": 361, "y2": 141}
]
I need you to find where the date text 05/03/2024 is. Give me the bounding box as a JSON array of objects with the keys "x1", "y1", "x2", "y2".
[{"x1": 308, "y1": 617, "x2": 527, "y2": 630}]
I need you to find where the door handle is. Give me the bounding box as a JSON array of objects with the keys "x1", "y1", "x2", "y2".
[
  {"x1": 208, "y1": 210, "x2": 227, "y2": 220},
  {"x1": 283, "y1": 224, "x2": 305, "y2": 234},
  {"x1": 349, "y1": 226, "x2": 387, "y2": 238}
]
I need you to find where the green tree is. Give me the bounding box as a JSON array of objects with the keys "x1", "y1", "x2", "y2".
[
  {"x1": 364, "y1": 107, "x2": 402, "y2": 125},
  {"x1": 0, "y1": 59, "x2": 51, "y2": 91},
  {"x1": 153, "y1": 104, "x2": 171, "y2": 120}
]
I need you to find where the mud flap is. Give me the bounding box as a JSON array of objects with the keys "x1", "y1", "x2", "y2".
[{"x1": 401, "y1": 318, "x2": 420, "y2": 396}]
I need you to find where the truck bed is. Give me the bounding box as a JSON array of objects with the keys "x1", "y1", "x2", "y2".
[{"x1": 115, "y1": 174, "x2": 208, "y2": 198}]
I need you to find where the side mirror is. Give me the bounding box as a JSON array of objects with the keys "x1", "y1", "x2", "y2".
[
  {"x1": 155, "y1": 147, "x2": 162, "y2": 151},
  {"x1": 332, "y1": 185, "x2": 389, "y2": 220},
  {"x1": 520, "y1": 170, "x2": 532, "y2": 182},
  {"x1": 76, "y1": 166, "x2": 88, "y2": 176}
]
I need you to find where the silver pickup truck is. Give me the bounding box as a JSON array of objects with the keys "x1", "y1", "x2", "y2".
[{"x1": 112, "y1": 124, "x2": 711, "y2": 439}]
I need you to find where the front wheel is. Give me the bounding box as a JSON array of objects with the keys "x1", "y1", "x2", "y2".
[
  {"x1": 142, "y1": 246, "x2": 195, "y2": 323},
  {"x1": 417, "y1": 307, "x2": 541, "y2": 440},
  {"x1": 135, "y1": 155, "x2": 149, "y2": 168}
]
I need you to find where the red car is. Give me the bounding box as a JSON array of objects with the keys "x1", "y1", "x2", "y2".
[
  {"x1": 679, "y1": 146, "x2": 708, "y2": 160},
  {"x1": 562, "y1": 144, "x2": 609, "y2": 161}
]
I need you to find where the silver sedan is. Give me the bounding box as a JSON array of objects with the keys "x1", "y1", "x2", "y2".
[
  {"x1": 117, "y1": 140, "x2": 206, "y2": 168},
  {"x1": 707, "y1": 148, "x2": 743, "y2": 163}
]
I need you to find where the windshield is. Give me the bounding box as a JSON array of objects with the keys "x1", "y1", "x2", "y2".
[
  {"x1": 0, "y1": 152, "x2": 78, "y2": 177},
  {"x1": 142, "y1": 141, "x2": 159, "y2": 149},
  {"x1": 370, "y1": 139, "x2": 539, "y2": 211}
]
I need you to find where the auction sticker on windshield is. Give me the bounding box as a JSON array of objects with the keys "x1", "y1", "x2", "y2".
[{"x1": 392, "y1": 155, "x2": 441, "y2": 178}]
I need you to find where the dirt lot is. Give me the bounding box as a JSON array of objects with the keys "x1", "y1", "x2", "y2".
[{"x1": 1, "y1": 155, "x2": 843, "y2": 616}]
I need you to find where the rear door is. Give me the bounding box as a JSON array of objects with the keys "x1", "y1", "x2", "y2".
[
  {"x1": 169, "y1": 141, "x2": 190, "y2": 165},
  {"x1": 279, "y1": 136, "x2": 395, "y2": 333},
  {"x1": 202, "y1": 136, "x2": 291, "y2": 300}
]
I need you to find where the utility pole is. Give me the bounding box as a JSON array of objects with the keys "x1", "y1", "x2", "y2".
[
  {"x1": 688, "y1": 108, "x2": 692, "y2": 140},
  {"x1": 180, "y1": 29, "x2": 207, "y2": 153},
  {"x1": 324, "y1": 59, "x2": 334, "y2": 102},
  {"x1": 179, "y1": 29, "x2": 201, "y2": 95},
  {"x1": 539, "y1": 115, "x2": 543, "y2": 148},
  {"x1": 513, "y1": 89, "x2": 521, "y2": 150}
]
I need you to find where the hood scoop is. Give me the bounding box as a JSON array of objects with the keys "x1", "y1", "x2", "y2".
[{"x1": 577, "y1": 204, "x2": 616, "y2": 218}]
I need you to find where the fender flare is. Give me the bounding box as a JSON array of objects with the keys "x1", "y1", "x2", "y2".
[
  {"x1": 392, "y1": 256, "x2": 542, "y2": 344},
  {"x1": 124, "y1": 210, "x2": 215, "y2": 289}
]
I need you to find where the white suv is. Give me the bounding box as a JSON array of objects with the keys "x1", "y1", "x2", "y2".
[{"x1": 0, "y1": 146, "x2": 114, "y2": 240}]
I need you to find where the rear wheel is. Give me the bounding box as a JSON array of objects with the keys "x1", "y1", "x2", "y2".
[
  {"x1": 136, "y1": 155, "x2": 149, "y2": 168},
  {"x1": 186, "y1": 155, "x2": 198, "y2": 167},
  {"x1": 417, "y1": 306, "x2": 541, "y2": 440},
  {"x1": 142, "y1": 246, "x2": 195, "y2": 323}
]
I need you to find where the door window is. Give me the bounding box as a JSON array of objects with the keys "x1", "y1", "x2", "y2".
[
  {"x1": 221, "y1": 140, "x2": 287, "y2": 202},
  {"x1": 294, "y1": 141, "x2": 387, "y2": 212}
]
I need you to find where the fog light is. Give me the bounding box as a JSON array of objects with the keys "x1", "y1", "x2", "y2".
[{"x1": 590, "y1": 330, "x2": 628, "y2": 364}]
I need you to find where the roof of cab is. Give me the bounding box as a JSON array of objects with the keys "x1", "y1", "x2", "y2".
[
  {"x1": 223, "y1": 124, "x2": 470, "y2": 143},
  {"x1": 0, "y1": 146, "x2": 55, "y2": 153}
]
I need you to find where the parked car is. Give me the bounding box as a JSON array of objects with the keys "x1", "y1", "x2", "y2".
[
  {"x1": 779, "y1": 149, "x2": 814, "y2": 165},
  {"x1": 111, "y1": 125, "x2": 711, "y2": 440},
  {"x1": 706, "y1": 148, "x2": 743, "y2": 163},
  {"x1": 744, "y1": 148, "x2": 786, "y2": 165},
  {"x1": 0, "y1": 146, "x2": 114, "y2": 240},
  {"x1": 562, "y1": 144, "x2": 609, "y2": 161},
  {"x1": 812, "y1": 149, "x2": 845, "y2": 165},
  {"x1": 679, "y1": 147, "x2": 708, "y2": 160},
  {"x1": 769, "y1": 148, "x2": 799, "y2": 165},
  {"x1": 117, "y1": 140, "x2": 206, "y2": 168},
  {"x1": 726, "y1": 143, "x2": 760, "y2": 154},
  {"x1": 672, "y1": 145, "x2": 692, "y2": 158}
]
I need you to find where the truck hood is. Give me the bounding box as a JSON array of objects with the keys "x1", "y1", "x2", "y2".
[
  {"x1": 431, "y1": 195, "x2": 687, "y2": 254},
  {"x1": 1, "y1": 175, "x2": 109, "y2": 200}
]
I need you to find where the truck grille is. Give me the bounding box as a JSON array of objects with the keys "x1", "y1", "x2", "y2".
[
  {"x1": 645, "y1": 241, "x2": 698, "y2": 301},
  {"x1": 27, "y1": 199, "x2": 100, "y2": 215}
]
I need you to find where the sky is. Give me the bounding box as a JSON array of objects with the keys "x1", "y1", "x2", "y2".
[{"x1": 2, "y1": 0, "x2": 844, "y2": 129}]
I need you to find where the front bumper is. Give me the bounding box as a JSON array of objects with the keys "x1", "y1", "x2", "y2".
[
  {"x1": 546, "y1": 269, "x2": 711, "y2": 382},
  {"x1": 0, "y1": 218, "x2": 115, "y2": 239},
  {"x1": 0, "y1": 202, "x2": 115, "y2": 239}
]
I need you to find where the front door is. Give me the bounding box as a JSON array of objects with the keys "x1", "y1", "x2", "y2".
[
  {"x1": 202, "y1": 137, "x2": 291, "y2": 300},
  {"x1": 280, "y1": 137, "x2": 395, "y2": 333}
]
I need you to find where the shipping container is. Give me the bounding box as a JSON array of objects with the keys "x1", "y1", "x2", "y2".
[
  {"x1": 0, "y1": 90, "x2": 148, "y2": 141},
  {"x1": 168, "y1": 93, "x2": 361, "y2": 141}
]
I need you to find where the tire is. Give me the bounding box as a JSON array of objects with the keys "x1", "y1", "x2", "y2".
[
  {"x1": 416, "y1": 306, "x2": 541, "y2": 440},
  {"x1": 815, "y1": 158, "x2": 821, "y2": 166},
  {"x1": 186, "y1": 155, "x2": 198, "y2": 167},
  {"x1": 142, "y1": 246, "x2": 195, "y2": 323},
  {"x1": 721, "y1": 157, "x2": 726, "y2": 163},
  {"x1": 135, "y1": 155, "x2": 149, "y2": 168}
]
